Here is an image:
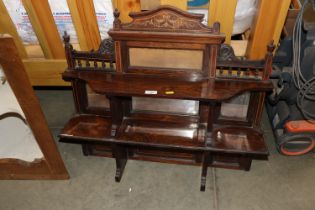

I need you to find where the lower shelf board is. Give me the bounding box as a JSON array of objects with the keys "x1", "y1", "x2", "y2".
[
  {"x1": 212, "y1": 126, "x2": 268, "y2": 155},
  {"x1": 59, "y1": 114, "x2": 268, "y2": 190},
  {"x1": 60, "y1": 114, "x2": 268, "y2": 156},
  {"x1": 60, "y1": 114, "x2": 112, "y2": 139}
]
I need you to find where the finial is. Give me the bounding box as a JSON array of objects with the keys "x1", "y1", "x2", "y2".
[
  {"x1": 113, "y1": 9, "x2": 121, "y2": 30},
  {"x1": 262, "y1": 40, "x2": 275, "y2": 80},
  {"x1": 63, "y1": 31, "x2": 70, "y2": 44},
  {"x1": 63, "y1": 31, "x2": 74, "y2": 69},
  {"x1": 213, "y1": 22, "x2": 220, "y2": 34},
  {"x1": 267, "y1": 40, "x2": 275, "y2": 54}
]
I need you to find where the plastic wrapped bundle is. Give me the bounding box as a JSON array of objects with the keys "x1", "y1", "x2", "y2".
[
  {"x1": 3, "y1": 0, "x2": 114, "y2": 44},
  {"x1": 188, "y1": 0, "x2": 258, "y2": 35},
  {"x1": 232, "y1": 0, "x2": 258, "y2": 35}
]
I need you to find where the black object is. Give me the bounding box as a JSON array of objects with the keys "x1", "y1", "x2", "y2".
[{"x1": 266, "y1": 1, "x2": 315, "y2": 155}]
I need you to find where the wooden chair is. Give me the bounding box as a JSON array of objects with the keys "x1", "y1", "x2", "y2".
[{"x1": 0, "y1": 34, "x2": 68, "y2": 179}]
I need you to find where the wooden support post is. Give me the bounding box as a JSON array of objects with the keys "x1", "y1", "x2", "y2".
[
  {"x1": 208, "y1": 0, "x2": 237, "y2": 44},
  {"x1": 108, "y1": 96, "x2": 124, "y2": 137},
  {"x1": 0, "y1": 0, "x2": 27, "y2": 58},
  {"x1": 82, "y1": 144, "x2": 93, "y2": 156},
  {"x1": 239, "y1": 157, "x2": 252, "y2": 171},
  {"x1": 22, "y1": 0, "x2": 65, "y2": 59},
  {"x1": 112, "y1": 144, "x2": 127, "y2": 182},
  {"x1": 71, "y1": 80, "x2": 88, "y2": 114},
  {"x1": 67, "y1": 0, "x2": 101, "y2": 51},
  {"x1": 200, "y1": 152, "x2": 211, "y2": 191},
  {"x1": 246, "y1": 0, "x2": 291, "y2": 59},
  {"x1": 113, "y1": 0, "x2": 141, "y2": 23}
]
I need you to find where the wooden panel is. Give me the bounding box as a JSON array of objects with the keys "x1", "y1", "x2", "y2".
[
  {"x1": 272, "y1": 0, "x2": 291, "y2": 47},
  {"x1": 160, "y1": 0, "x2": 188, "y2": 10},
  {"x1": 230, "y1": 40, "x2": 248, "y2": 57},
  {"x1": 141, "y1": 0, "x2": 160, "y2": 10},
  {"x1": 0, "y1": 35, "x2": 69, "y2": 178},
  {"x1": 208, "y1": 0, "x2": 237, "y2": 44},
  {"x1": 246, "y1": 0, "x2": 290, "y2": 59},
  {"x1": 112, "y1": 0, "x2": 118, "y2": 8},
  {"x1": 67, "y1": 0, "x2": 101, "y2": 51},
  {"x1": 23, "y1": 59, "x2": 69, "y2": 86},
  {"x1": 0, "y1": 0, "x2": 27, "y2": 58},
  {"x1": 25, "y1": 43, "x2": 81, "y2": 59},
  {"x1": 25, "y1": 45, "x2": 44, "y2": 58},
  {"x1": 22, "y1": 0, "x2": 64, "y2": 59},
  {"x1": 114, "y1": 0, "x2": 141, "y2": 23}
]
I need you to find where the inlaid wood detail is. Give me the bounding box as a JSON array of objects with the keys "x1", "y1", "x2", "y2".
[{"x1": 119, "y1": 6, "x2": 217, "y2": 33}]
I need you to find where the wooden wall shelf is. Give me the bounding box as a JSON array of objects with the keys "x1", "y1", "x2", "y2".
[{"x1": 59, "y1": 6, "x2": 274, "y2": 191}]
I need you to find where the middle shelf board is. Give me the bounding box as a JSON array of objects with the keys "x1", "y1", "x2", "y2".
[{"x1": 63, "y1": 71, "x2": 273, "y2": 101}]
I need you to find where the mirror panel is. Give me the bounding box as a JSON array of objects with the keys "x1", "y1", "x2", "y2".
[
  {"x1": 129, "y1": 48, "x2": 203, "y2": 70},
  {"x1": 220, "y1": 92, "x2": 250, "y2": 120},
  {"x1": 86, "y1": 84, "x2": 109, "y2": 109},
  {"x1": 132, "y1": 97, "x2": 199, "y2": 115}
]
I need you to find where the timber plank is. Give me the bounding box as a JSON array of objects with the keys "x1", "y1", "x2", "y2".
[
  {"x1": 160, "y1": 0, "x2": 188, "y2": 10},
  {"x1": 208, "y1": 0, "x2": 237, "y2": 44},
  {"x1": 0, "y1": 0, "x2": 27, "y2": 58},
  {"x1": 22, "y1": 0, "x2": 64, "y2": 59},
  {"x1": 246, "y1": 0, "x2": 290, "y2": 59},
  {"x1": 141, "y1": 0, "x2": 160, "y2": 10},
  {"x1": 67, "y1": 0, "x2": 101, "y2": 51},
  {"x1": 23, "y1": 59, "x2": 69, "y2": 86},
  {"x1": 114, "y1": 0, "x2": 141, "y2": 23}
]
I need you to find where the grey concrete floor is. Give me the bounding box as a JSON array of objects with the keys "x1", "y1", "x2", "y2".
[{"x1": 1, "y1": 90, "x2": 315, "y2": 210}]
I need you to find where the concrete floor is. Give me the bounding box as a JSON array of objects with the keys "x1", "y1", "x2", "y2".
[{"x1": 1, "y1": 90, "x2": 315, "y2": 210}]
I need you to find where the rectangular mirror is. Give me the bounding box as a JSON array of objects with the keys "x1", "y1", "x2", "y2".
[
  {"x1": 129, "y1": 48, "x2": 203, "y2": 70},
  {"x1": 86, "y1": 84, "x2": 109, "y2": 109},
  {"x1": 132, "y1": 97, "x2": 199, "y2": 115},
  {"x1": 220, "y1": 92, "x2": 250, "y2": 120}
]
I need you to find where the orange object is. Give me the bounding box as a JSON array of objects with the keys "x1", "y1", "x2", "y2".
[
  {"x1": 280, "y1": 140, "x2": 315, "y2": 156},
  {"x1": 285, "y1": 120, "x2": 315, "y2": 133}
]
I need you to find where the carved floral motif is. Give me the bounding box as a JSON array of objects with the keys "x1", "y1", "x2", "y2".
[{"x1": 123, "y1": 11, "x2": 213, "y2": 32}]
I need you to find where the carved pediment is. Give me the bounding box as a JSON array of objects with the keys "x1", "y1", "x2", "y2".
[{"x1": 116, "y1": 6, "x2": 218, "y2": 33}]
